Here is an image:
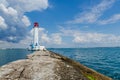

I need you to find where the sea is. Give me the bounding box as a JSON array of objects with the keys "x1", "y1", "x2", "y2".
[{"x1": 0, "y1": 47, "x2": 120, "y2": 80}]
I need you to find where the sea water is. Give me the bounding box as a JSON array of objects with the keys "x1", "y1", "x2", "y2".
[
  {"x1": 0, "y1": 48, "x2": 120, "y2": 80},
  {"x1": 0, "y1": 49, "x2": 32, "y2": 66}
]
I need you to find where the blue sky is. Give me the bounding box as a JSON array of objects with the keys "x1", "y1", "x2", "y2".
[{"x1": 1, "y1": 0, "x2": 120, "y2": 48}]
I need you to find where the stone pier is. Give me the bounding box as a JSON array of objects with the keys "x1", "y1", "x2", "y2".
[{"x1": 0, "y1": 50, "x2": 112, "y2": 80}]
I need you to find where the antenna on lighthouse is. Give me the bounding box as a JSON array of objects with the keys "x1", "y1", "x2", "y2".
[{"x1": 28, "y1": 22, "x2": 46, "y2": 51}]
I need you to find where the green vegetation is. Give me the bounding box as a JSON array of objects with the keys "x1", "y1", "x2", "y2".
[{"x1": 87, "y1": 75, "x2": 96, "y2": 80}]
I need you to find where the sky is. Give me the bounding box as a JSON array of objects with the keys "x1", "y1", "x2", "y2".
[{"x1": 1, "y1": 0, "x2": 120, "y2": 48}]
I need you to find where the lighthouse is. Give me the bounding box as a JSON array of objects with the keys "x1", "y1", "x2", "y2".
[
  {"x1": 33, "y1": 22, "x2": 39, "y2": 47},
  {"x1": 29, "y1": 22, "x2": 46, "y2": 51}
]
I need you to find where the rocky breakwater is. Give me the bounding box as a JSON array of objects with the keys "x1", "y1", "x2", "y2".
[{"x1": 0, "y1": 50, "x2": 112, "y2": 80}]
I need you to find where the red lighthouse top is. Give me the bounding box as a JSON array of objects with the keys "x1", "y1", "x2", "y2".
[{"x1": 34, "y1": 22, "x2": 39, "y2": 27}]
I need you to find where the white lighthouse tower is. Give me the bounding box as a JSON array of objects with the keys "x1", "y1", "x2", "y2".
[{"x1": 29, "y1": 22, "x2": 46, "y2": 51}]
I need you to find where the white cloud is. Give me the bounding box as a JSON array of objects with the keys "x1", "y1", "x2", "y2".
[
  {"x1": 67, "y1": 0, "x2": 115, "y2": 24},
  {"x1": 73, "y1": 32, "x2": 120, "y2": 43},
  {"x1": 98, "y1": 14, "x2": 120, "y2": 24},
  {"x1": 41, "y1": 34, "x2": 50, "y2": 43},
  {"x1": 19, "y1": 36, "x2": 32, "y2": 45},
  {"x1": 2, "y1": 26, "x2": 120, "y2": 48},
  {"x1": 0, "y1": 0, "x2": 49, "y2": 43},
  {"x1": 22, "y1": 16, "x2": 31, "y2": 27},
  {"x1": 7, "y1": 36, "x2": 17, "y2": 41},
  {"x1": 26, "y1": 27, "x2": 62, "y2": 46},
  {"x1": 0, "y1": 4, "x2": 18, "y2": 16},
  {"x1": 60, "y1": 27, "x2": 120, "y2": 46},
  {"x1": 39, "y1": 27, "x2": 45, "y2": 32},
  {"x1": 51, "y1": 33, "x2": 62, "y2": 44},
  {"x1": 0, "y1": 16, "x2": 7, "y2": 30},
  {"x1": 6, "y1": 0, "x2": 49, "y2": 12},
  {"x1": 0, "y1": 0, "x2": 8, "y2": 6},
  {"x1": 0, "y1": 40, "x2": 29, "y2": 48},
  {"x1": 10, "y1": 27, "x2": 16, "y2": 32}
]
